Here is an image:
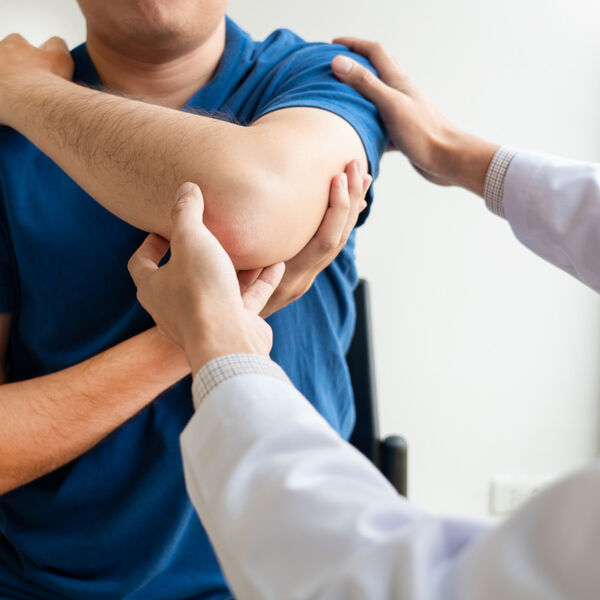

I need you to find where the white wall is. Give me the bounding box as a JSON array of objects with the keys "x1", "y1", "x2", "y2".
[{"x1": 2, "y1": 0, "x2": 600, "y2": 519}]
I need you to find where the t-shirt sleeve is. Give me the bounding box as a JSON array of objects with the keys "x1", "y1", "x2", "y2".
[
  {"x1": 252, "y1": 36, "x2": 388, "y2": 226},
  {"x1": 0, "y1": 211, "x2": 16, "y2": 313}
]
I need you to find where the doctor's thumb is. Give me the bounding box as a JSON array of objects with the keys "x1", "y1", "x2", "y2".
[
  {"x1": 171, "y1": 182, "x2": 206, "y2": 232},
  {"x1": 331, "y1": 56, "x2": 390, "y2": 104}
]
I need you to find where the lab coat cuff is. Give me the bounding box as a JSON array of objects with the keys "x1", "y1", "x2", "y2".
[
  {"x1": 191, "y1": 353, "x2": 290, "y2": 409},
  {"x1": 484, "y1": 147, "x2": 518, "y2": 218}
]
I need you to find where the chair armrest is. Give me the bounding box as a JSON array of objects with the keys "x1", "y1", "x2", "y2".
[{"x1": 379, "y1": 435, "x2": 408, "y2": 497}]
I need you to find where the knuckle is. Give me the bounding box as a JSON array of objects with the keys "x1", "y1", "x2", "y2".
[
  {"x1": 135, "y1": 287, "x2": 145, "y2": 306},
  {"x1": 316, "y1": 237, "x2": 339, "y2": 254},
  {"x1": 170, "y1": 196, "x2": 188, "y2": 219},
  {"x1": 357, "y1": 67, "x2": 375, "y2": 86},
  {"x1": 288, "y1": 286, "x2": 305, "y2": 303},
  {"x1": 335, "y1": 191, "x2": 351, "y2": 210},
  {"x1": 373, "y1": 42, "x2": 385, "y2": 54}
]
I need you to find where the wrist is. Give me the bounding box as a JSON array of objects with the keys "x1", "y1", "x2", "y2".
[
  {"x1": 433, "y1": 130, "x2": 500, "y2": 197},
  {"x1": 0, "y1": 74, "x2": 23, "y2": 128},
  {"x1": 182, "y1": 311, "x2": 267, "y2": 377},
  {"x1": 0, "y1": 71, "x2": 68, "y2": 129}
]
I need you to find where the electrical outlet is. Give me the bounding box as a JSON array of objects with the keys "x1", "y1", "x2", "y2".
[{"x1": 490, "y1": 474, "x2": 553, "y2": 515}]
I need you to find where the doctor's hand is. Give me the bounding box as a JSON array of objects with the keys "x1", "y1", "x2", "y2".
[
  {"x1": 331, "y1": 38, "x2": 499, "y2": 197},
  {"x1": 241, "y1": 159, "x2": 371, "y2": 318},
  {"x1": 128, "y1": 183, "x2": 285, "y2": 376},
  {"x1": 0, "y1": 34, "x2": 73, "y2": 126}
]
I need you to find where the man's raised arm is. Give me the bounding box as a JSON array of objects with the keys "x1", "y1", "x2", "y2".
[{"x1": 0, "y1": 35, "x2": 368, "y2": 271}]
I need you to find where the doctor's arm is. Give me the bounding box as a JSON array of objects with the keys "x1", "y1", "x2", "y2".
[
  {"x1": 0, "y1": 35, "x2": 368, "y2": 271},
  {"x1": 183, "y1": 362, "x2": 600, "y2": 600},
  {"x1": 331, "y1": 39, "x2": 600, "y2": 293},
  {"x1": 129, "y1": 181, "x2": 600, "y2": 600}
]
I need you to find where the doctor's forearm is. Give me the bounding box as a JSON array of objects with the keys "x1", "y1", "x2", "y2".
[
  {"x1": 180, "y1": 357, "x2": 472, "y2": 600},
  {"x1": 181, "y1": 357, "x2": 600, "y2": 600}
]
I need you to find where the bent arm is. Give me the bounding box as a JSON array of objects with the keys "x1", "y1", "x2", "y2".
[
  {"x1": 3, "y1": 75, "x2": 366, "y2": 269},
  {"x1": 181, "y1": 356, "x2": 600, "y2": 600},
  {"x1": 0, "y1": 324, "x2": 189, "y2": 495}
]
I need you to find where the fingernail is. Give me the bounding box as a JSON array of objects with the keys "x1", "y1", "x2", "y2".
[
  {"x1": 176, "y1": 182, "x2": 196, "y2": 200},
  {"x1": 339, "y1": 173, "x2": 348, "y2": 188},
  {"x1": 332, "y1": 56, "x2": 353, "y2": 76},
  {"x1": 359, "y1": 200, "x2": 368, "y2": 212}
]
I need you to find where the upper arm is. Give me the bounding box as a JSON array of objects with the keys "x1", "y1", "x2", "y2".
[
  {"x1": 202, "y1": 43, "x2": 387, "y2": 270},
  {"x1": 0, "y1": 313, "x2": 11, "y2": 384},
  {"x1": 216, "y1": 107, "x2": 367, "y2": 268}
]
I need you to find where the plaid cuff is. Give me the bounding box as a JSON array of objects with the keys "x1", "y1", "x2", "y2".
[
  {"x1": 484, "y1": 147, "x2": 518, "y2": 218},
  {"x1": 192, "y1": 354, "x2": 290, "y2": 409}
]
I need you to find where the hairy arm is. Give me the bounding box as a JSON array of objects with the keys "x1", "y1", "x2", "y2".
[
  {"x1": 0, "y1": 322, "x2": 189, "y2": 495},
  {"x1": 2, "y1": 75, "x2": 367, "y2": 270}
]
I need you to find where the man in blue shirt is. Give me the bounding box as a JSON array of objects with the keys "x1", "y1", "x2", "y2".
[{"x1": 0, "y1": 1, "x2": 386, "y2": 598}]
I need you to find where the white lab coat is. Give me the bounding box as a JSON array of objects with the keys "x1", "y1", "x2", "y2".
[
  {"x1": 180, "y1": 151, "x2": 600, "y2": 599},
  {"x1": 504, "y1": 151, "x2": 600, "y2": 293}
]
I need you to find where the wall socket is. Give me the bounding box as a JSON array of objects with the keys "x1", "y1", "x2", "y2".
[{"x1": 489, "y1": 474, "x2": 554, "y2": 516}]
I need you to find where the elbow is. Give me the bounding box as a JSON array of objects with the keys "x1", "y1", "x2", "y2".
[{"x1": 202, "y1": 167, "x2": 306, "y2": 271}]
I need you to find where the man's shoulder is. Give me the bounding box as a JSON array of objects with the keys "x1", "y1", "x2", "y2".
[
  {"x1": 228, "y1": 18, "x2": 343, "y2": 74},
  {"x1": 253, "y1": 27, "x2": 346, "y2": 70}
]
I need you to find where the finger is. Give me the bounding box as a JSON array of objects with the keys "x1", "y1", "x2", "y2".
[
  {"x1": 3, "y1": 33, "x2": 28, "y2": 45},
  {"x1": 333, "y1": 38, "x2": 406, "y2": 88},
  {"x1": 341, "y1": 160, "x2": 364, "y2": 242},
  {"x1": 171, "y1": 181, "x2": 204, "y2": 232},
  {"x1": 40, "y1": 36, "x2": 69, "y2": 54},
  {"x1": 237, "y1": 268, "x2": 261, "y2": 294},
  {"x1": 331, "y1": 54, "x2": 397, "y2": 110},
  {"x1": 284, "y1": 172, "x2": 351, "y2": 278},
  {"x1": 170, "y1": 182, "x2": 207, "y2": 243},
  {"x1": 316, "y1": 172, "x2": 352, "y2": 254},
  {"x1": 127, "y1": 233, "x2": 169, "y2": 286},
  {"x1": 242, "y1": 262, "x2": 285, "y2": 315},
  {"x1": 362, "y1": 173, "x2": 373, "y2": 197}
]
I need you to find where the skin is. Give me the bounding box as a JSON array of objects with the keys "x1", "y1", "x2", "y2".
[
  {"x1": 128, "y1": 161, "x2": 368, "y2": 376},
  {"x1": 77, "y1": 0, "x2": 230, "y2": 107},
  {"x1": 331, "y1": 38, "x2": 500, "y2": 197},
  {"x1": 0, "y1": 5, "x2": 369, "y2": 493}
]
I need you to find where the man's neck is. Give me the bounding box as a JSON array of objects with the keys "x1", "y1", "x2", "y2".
[{"x1": 85, "y1": 19, "x2": 226, "y2": 109}]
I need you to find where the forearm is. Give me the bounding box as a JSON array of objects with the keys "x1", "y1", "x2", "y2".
[
  {"x1": 4, "y1": 74, "x2": 362, "y2": 269},
  {"x1": 0, "y1": 327, "x2": 189, "y2": 495},
  {"x1": 2, "y1": 74, "x2": 249, "y2": 241}
]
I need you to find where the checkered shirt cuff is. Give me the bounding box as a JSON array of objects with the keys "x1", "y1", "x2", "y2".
[
  {"x1": 484, "y1": 147, "x2": 518, "y2": 218},
  {"x1": 192, "y1": 354, "x2": 290, "y2": 409}
]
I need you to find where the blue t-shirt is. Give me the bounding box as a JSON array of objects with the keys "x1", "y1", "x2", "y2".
[{"x1": 0, "y1": 18, "x2": 386, "y2": 600}]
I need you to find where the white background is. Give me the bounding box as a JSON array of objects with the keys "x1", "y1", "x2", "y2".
[{"x1": 1, "y1": 0, "x2": 600, "y2": 519}]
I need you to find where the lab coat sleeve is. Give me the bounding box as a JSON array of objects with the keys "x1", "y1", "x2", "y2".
[
  {"x1": 498, "y1": 150, "x2": 600, "y2": 293},
  {"x1": 179, "y1": 355, "x2": 600, "y2": 600}
]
